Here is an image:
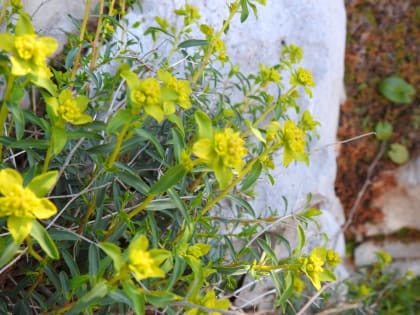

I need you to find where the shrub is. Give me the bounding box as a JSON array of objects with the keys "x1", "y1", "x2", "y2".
[{"x1": 0, "y1": 1, "x2": 340, "y2": 313}]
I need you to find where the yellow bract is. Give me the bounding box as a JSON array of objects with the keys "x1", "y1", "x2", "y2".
[
  {"x1": 122, "y1": 68, "x2": 192, "y2": 123},
  {"x1": 0, "y1": 169, "x2": 57, "y2": 244},
  {"x1": 281, "y1": 120, "x2": 306, "y2": 166},
  {"x1": 128, "y1": 234, "x2": 165, "y2": 281},
  {"x1": 0, "y1": 14, "x2": 57, "y2": 78},
  {"x1": 193, "y1": 127, "x2": 247, "y2": 188},
  {"x1": 186, "y1": 290, "x2": 230, "y2": 315},
  {"x1": 46, "y1": 90, "x2": 92, "y2": 125}
]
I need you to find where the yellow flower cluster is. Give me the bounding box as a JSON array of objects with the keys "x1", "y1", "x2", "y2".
[
  {"x1": 175, "y1": 4, "x2": 200, "y2": 25},
  {"x1": 186, "y1": 290, "x2": 230, "y2": 315},
  {"x1": 281, "y1": 120, "x2": 307, "y2": 166},
  {"x1": 299, "y1": 247, "x2": 341, "y2": 290},
  {"x1": 0, "y1": 14, "x2": 57, "y2": 78},
  {"x1": 214, "y1": 128, "x2": 247, "y2": 170},
  {"x1": 193, "y1": 116, "x2": 248, "y2": 187},
  {"x1": 259, "y1": 64, "x2": 281, "y2": 87},
  {"x1": 45, "y1": 90, "x2": 92, "y2": 125},
  {"x1": 121, "y1": 68, "x2": 192, "y2": 123},
  {"x1": 0, "y1": 169, "x2": 57, "y2": 244},
  {"x1": 292, "y1": 67, "x2": 315, "y2": 87},
  {"x1": 300, "y1": 110, "x2": 319, "y2": 131},
  {"x1": 128, "y1": 234, "x2": 166, "y2": 281}
]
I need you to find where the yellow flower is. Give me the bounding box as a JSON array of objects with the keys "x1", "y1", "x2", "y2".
[
  {"x1": 258, "y1": 64, "x2": 281, "y2": 87},
  {"x1": 158, "y1": 70, "x2": 192, "y2": 111},
  {"x1": 175, "y1": 4, "x2": 200, "y2": 25},
  {"x1": 300, "y1": 110, "x2": 319, "y2": 131},
  {"x1": 45, "y1": 90, "x2": 92, "y2": 125},
  {"x1": 193, "y1": 127, "x2": 247, "y2": 187},
  {"x1": 128, "y1": 234, "x2": 167, "y2": 281},
  {"x1": 291, "y1": 67, "x2": 315, "y2": 87},
  {"x1": 0, "y1": 13, "x2": 57, "y2": 78},
  {"x1": 326, "y1": 249, "x2": 342, "y2": 268},
  {"x1": 299, "y1": 251, "x2": 325, "y2": 290},
  {"x1": 281, "y1": 120, "x2": 307, "y2": 166},
  {"x1": 0, "y1": 169, "x2": 58, "y2": 244},
  {"x1": 186, "y1": 290, "x2": 230, "y2": 315},
  {"x1": 193, "y1": 111, "x2": 248, "y2": 187}
]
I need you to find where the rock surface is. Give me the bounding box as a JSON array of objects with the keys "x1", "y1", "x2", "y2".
[
  {"x1": 22, "y1": 0, "x2": 99, "y2": 54},
  {"x1": 365, "y1": 156, "x2": 420, "y2": 236},
  {"x1": 355, "y1": 240, "x2": 420, "y2": 275}
]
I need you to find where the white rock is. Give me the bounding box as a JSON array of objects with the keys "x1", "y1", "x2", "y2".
[
  {"x1": 22, "y1": 0, "x2": 99, "y2": 54},
  {"x1": 355, "y1": 240, "x2": 420, "y2": 275},
  {"x1": 366, "y1": 156, "x2": 420, "y2": 236}
]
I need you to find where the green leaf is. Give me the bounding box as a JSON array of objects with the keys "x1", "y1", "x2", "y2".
[
  {"x1": 51, "y1": 126, "x2": 68, "y2": 156},
  {"x1": 107, "y1": 109, "x2": 132, "y2": 135},
  {"x1": 69, "y1": 281, "x2": 109, "y2": 314},
  {"x1": 0, "y1": 239, "x2": 19, "y2": 269},
  {"x1": 257, "y1": 238, "x2": 278, "y2": 264},
  {"x1": 65, "y1": 47, "x2": 80, "y2": 70},
  {"x1": 276, "y1": 271, "x2": 294, "y2": 307},
  {"x1": 185, "y1": 255, "x2": 205, "y2": 301},
  {"x1": 115, "y1": 168, "x2": 150, "y2": 195},
  {"x1": 194, "y1": 110, "x2": 213, "y2": 139},
  {"x1": 375, "y1": 121, "x2": 393, "y2": 140},
  {"x1": 8, "y1": 104, "x2": 25, "y2": 140},
  {"x1": 241, "y1": 160, "x2": 262, "y2": 191},
  {"x1": 388, "y1": 143, "x2": 409, "y2": 164},
  {"x1": 245, "y1": 120, "x2": 265, "y2": 143},
  {"x1": 300, "y1": 208, "x2": 322, "y2": 219},
  {"x1": 168, "y1": 188, "x2": 191, "y2": 223},
  {"x1": 240, "y1": 0, "x2": 249, "y2": 22},
  {"x1": 378, "y1": 76, "x2": 416, "y2": 104},
  {"x1": 122, "y1": 279, "x2": 145, "y2": 315},
  {"x1": 99, "y1": 242, "x2": 124, "y2": 272},
  {"x1": 135, "y1": 128, "x2": 165, "y2": 159},
  {"x1": 16, "y1": 13, "x2": 35, "y2": 35},
  {"x1": 296, "y1": 224, "x2": 306, "y2": 256},
  {"x1": 88, "y1": 244, "x2": 100, "y2": 279},
  {"x1": 28, "y1": 74, "x2": 57, "y2": 96},
  {"x1": 27, "y1": 170, "x2": 58, "y2": 197},
  {"x1": 30, "y1": 220, "x2": 59, "y2": 259},
  {"x1": 148, "y1": 164, "x2": 187, "y2": 194},
  {"x1": 319, "y1": 269, "x2": 336, "y2": 282},
  {"x1": 178, "y1": 39, "x2": 209, "y2": 49},
  {"x1": 145, "y1": 291, "x2": 179, "y2": 308}
]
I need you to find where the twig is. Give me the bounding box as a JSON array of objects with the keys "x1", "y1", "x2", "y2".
[
  {"x1": 170, "y1": 300, "x2": 244, "y2": 315},
  {"x1": 314, "y1": 303, "x2": 361, "y2": 315},
  {"x1": 340, "y1": 140, "x2": 387, "y2": 233},
  {"x1": 296, "y1": 282, "x2": 335, "y2": 315}
]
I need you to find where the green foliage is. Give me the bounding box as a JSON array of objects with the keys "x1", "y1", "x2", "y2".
[
  {"x1": 335, "y1": 252, "x2": 420, "y2": 315},
  {"x1": 0, "y1": 1, "x2": 341, "y2": 314},
  {"x1": 378, "y1": 75, "x2": 416, "y2": 104}
]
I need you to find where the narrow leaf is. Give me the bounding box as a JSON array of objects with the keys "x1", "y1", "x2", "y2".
[
  {"x1": 178, "y1": 39, "x2": 209, "y2": 49},
  {"x1": 148, "y1": 164, "x2": 186, "y2": 194},
  {"x1": 30, "y1": 221, "x2": 59, "y2": 259}
]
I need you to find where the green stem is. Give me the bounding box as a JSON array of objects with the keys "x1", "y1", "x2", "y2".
[
  {"x1": 107, "y1": 122, "x2": 131, "y2": 168},
  {"x1": 70, "y1": 0, "x2": 92, "y2": 86},
  {"x1": 0, "y1": 0, "x2": 10, "y2": 26},
  {"x1": 191, "y1": 5, "x2": 238, "y2": 87},
  {"x1": 0, "y1": 74, "x2": 15, "y2": 161},
  {"x1": 127, "y1": 194, "x2": 156, "y2": 219},
  {"x1": 42, "y1": 138, "x2": 53, "y2": 173},
  {"x1": 200, "y1": 154, "x2": 261, "y2": 217}
]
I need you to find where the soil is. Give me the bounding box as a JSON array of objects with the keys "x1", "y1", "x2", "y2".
[{"x1": 335, "y1": 0, "x2": 420, "y2": 240}]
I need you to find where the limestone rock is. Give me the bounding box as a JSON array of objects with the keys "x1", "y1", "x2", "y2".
[
  {"x1": 366, "y1": 156, "x2": 420, "y2": 236},
  {"x1": 355, "y1": 240, "x2": 420, "y2": 275}
]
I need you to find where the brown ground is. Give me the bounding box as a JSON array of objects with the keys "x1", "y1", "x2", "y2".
[{"x1": 335, "y1": 0, "x2": 420, "y2": 240}]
